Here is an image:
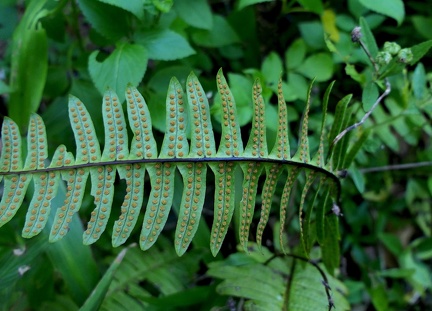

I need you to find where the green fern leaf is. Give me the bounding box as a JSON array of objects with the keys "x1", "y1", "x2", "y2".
[
  {"x1": 327, "y1": 94, "x2": 352, "y2": 168},
  {"x1": 209, "y1": 69, "x2": 244, "y2": 255},
  {"x1": 140, "y1": 77, "x2": 188, "y2": 250},
  {"x1": 0, "y1": 118, "x2": 31, "y2": 226},
  {"x1": 175, "y1": 72, "x2": 215, "y2": 255},
  {"x1": 240, "y1": 79, "x2": 269, "y2": 250},
  {"x1": 22, "y1": 145, "x2": 64, "y2": 238},
  {"x1": 84, "y1": 89, "x2": 126, "y2": 244},
  {"x1": 0, "y1": 70, "x2": 351, "y2": 259},
  {"x1": 292, "y1": 79, "x2": 314, "y2": 164},
  {"x1": 279, "y1": 167, "x2": 301, "y2": 254}
]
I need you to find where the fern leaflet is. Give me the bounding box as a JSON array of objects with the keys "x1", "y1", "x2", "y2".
[{"x1": 0, "y1": 70, "x2": 356, "y2": 259}]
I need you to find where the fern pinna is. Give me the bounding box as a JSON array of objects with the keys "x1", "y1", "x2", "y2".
[{"x1": 0, "y1": 69, "x2": 360, "y2": 263}]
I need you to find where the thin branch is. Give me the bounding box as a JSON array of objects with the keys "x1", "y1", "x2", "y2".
[
  {"x1": 332, "y1": 28, "x2": 391, "y2": 147},
  {"x1": 264, "y1": 253, "x2": 335, "y2": 311},
  {"x1": 359, "y1": 161, "x2": 432, "y2": 173}
]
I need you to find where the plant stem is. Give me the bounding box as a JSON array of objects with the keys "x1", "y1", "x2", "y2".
[
  {"x1": 332, "y1": 29, "x2": 392, "y2": 147},
  {"x1": 359, "y1": 161, "x2": 432, "y2": 173}
]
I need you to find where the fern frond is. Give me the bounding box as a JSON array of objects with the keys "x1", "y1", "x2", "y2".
[{"x1": 0, "y1": 70, "x2": 350, "y2": 256}]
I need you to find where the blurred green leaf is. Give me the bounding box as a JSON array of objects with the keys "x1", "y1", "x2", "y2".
[
  {"x1": 362, "y1": 81, "x2": 379, "y2": 111},
  {"x1": 88, "y1": 43, "x2": 148, "y2": 103},
  {"x1": 297, "y1": 53, "x2": 333, "y2": 81},
  {"x1": 298, "y1": 21, "x2": 326, "y2": 49},
  {"x1": 345, "y1": 64, "x2": 365, "y2": 84},
  {"x1": 80, "y1": 247, "x2": 129, "y2": 311},
  {"x1": 0, "y1": 80, "x2": 10, "y2": 94},
  {"x1": 151, "y1": 0, "x2": 173, "y2": 13},
  {"x1": 369, "y1": 284, "x2": 389, "y2": 311},
  {"x1": 135, "y1": 29, "x2": 195, "y2": 61},
  {"x1": 191, "y1": 15, "x2": 240, "y2": 47},
  {"x1": 238, "y1": 0, "x2": 273, "y2": 11},
  {"x1": 412, "y1": 16, "x2": 432, "y2": 39},
  {"x1": 409, "y1": 39, "x2": 432, "y2": 64},
  {"x1": 297, "y1": 0, "x2": 324, "y2": 14},
  {"x1": 77, "y1": 0, "x2": 130, "y2": 40},
  {"x1": 412, "y1": 63, "x2": 426, "y2": 99},
  {"x1": 359, "y1": 17, "x2": 379, "y2": 58},
  {"x1": 285, "y1": 39, "x2": 306, "y2": 70},
  {"x1": 376, "y1": 268, "x2": 415, "y2": 278},
  {"x1": 350, "y1": 166, "x2": 365, "y2": 193},
  {"x1": 174, "y1": 0, "x2": 212, "y2": 30},
  {"x1": 44, "y1": 183, "x2": 99, "y2": 305},
  {"x1": 261, "y1": 51, "x2": 283, "y2": 87},
  {"x1": 8, "y1": 0, "x2": 48, "y2": 132},
  {"x1": 98, "y1": 0, "x2": 144, "y2": 20},
  {"x1": 359, "y1": 0, "x2": 404, "y2": 25},
  {"x1": 378, "y1": 232, "x2": 403, "y2": 256}
]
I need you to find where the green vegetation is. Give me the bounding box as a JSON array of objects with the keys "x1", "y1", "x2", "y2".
[{"x1": 0, "y1": 0, "x2": 431, "y2": 310}]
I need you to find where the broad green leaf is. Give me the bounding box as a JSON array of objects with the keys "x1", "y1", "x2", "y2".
[
  {"x1": 8, "y1": 0, "x2": 48, "y2": 132},
  {"x1": 350, "y1": 165, "x2": 365, "y2": 193},
  {"x1": 285, "y1": 39, "x2": 307, "y2": 70},
  {"x1": 412, "y1": 16, "x2": 432, "y2": 40},
  {"x1": 45, "y1": 181, "x2": 99, "y2": 305},
  {"x1": 409, "y1": 39, "x2": 432, "y2": 65},
  {"x1": 296, "y1": 53, "x2": 333, "y2": 81},
  {"x1": 135, "y1": 29, "x2": 195, "y2": 61},
  {"x1": 192, "y1": 15, "x2": 240, "y2": 47},
  {"x1": 238, "y1": 0, "x2": 273, "y2": 11},
  {"x1": 152, "y1": 0, "x2": 173, "y2": 13},
  {"x1": 77, "y1": 0, "x2": 130, "y2": 40},
  {"x1": 298, "y1": 21, "x2": 325, "y2": 49},
  {"x1": 261, "y1": 52, "x2": 283, "y2": 87},
  {"x1": 362, "y1": 81, "x2": 379, "y2": 111},
  {"x1": 97, "y1": 0, "x2": 144, "y2": 20},
  {"x1": 297, "y1": 0, "x2": 324, "y2": 14},
  {"x1": 0, "y1": 80, "x2": 10, "y2": 94},
  {"x1": 345, "y1": 64, "x2": 365, "y2": 84},
  {"x1": 376, "y1": 268, "x2": 415, "y2": 279},
  {"x1": 289, "y1": 262, "x2": 349, "y2": 310},
  {"x1": 322, "y1": 215, "x2": 340, "y2": 273},
  {"x1": 368, "y1": 284, "x2": 389, "y2": 311},
  {"x1": 88, "y1": 43, "x2": 148, "y2": 103},
  {"x1": 359, "y1": 0, "x2": 404, "y2": 25},
  {"x1": 412, "y1": 63, "x2": 426, "y2": 99},
  {"x1": 359, "y1": 17, "x2": 379, "y2": 57},
  {"x1": 174, "y1": 0, "x2": 213, "y2": 30}
]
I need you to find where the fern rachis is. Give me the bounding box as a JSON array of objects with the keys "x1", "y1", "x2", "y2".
[{"x1": 0, "y1": 69, "x2": 353, "y2": 261}]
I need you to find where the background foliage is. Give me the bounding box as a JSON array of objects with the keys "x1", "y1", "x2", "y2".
[{"x1": 0, "y1": 0, "x2": 431, "y2": 310}]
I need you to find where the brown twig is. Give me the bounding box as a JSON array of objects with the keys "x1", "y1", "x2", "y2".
[{"x1": 332, "y1": 27, "x2": 391, "y2": 147}]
